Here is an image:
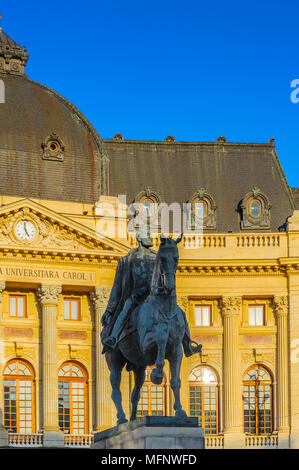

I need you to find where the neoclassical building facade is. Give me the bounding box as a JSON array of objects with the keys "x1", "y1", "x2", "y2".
[{"x1": 0, "y1": 25, "x2": 299, "y2": 449}]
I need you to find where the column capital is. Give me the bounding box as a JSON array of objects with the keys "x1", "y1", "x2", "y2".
[
  {"x1": 221, "y1": 296, "x2": 242, "y2": 317},
  {"x1": 38, "y1": 284, "x2": 62, "y2": 305},
  {"x1": 272, "y1": 295, "x2": 288, "y2": 317},
  {"x1": 177, "y1": 295, "x2": 189, "y2": 312},
  {"x1": 0, "y1": 281, "x2": 5, "y2": 303},
  {"x1": 90, "y1": 286, "x2": 111, "y2": 310}
]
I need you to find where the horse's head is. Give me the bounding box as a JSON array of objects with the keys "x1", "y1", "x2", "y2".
[{"x1": 157, "y1": 233, "x2": 182, "y2": 293}]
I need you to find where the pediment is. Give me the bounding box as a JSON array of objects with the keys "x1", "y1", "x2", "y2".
[{"x1": 0, "y1": 199, "x2": 128, "y2": 256}]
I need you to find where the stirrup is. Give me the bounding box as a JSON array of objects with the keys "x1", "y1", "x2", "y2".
[{"x1": 102, "y1": 336, "x2": 117, "y2": 351}]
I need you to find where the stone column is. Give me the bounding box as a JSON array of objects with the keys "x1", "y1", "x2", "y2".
[
  {"x1": 38, "y1": 284, "x2": 64, "y2": 447},
  {"x1": 221, "y1": 296, "x2": 244, "y2": 448},
  {"x1": 0, "y1": 282, "x2": 8, "y2": 447},
  {"x1": 90, "y1": 287, "x2": 112, "y2": 431},
  {"x1": 273, "y1": 295, "x2": 289, "y2": 448}
]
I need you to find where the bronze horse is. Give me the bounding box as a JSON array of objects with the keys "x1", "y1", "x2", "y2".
[{"x1": 105, "y1": 234, "x2": 197, "y2": 424}]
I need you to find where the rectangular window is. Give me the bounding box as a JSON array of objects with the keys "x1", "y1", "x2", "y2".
[
  {"x1": 249, "y1": 306, "x2": 264, "y2": 326},
  {"x1": 9, "y1": 295, "x2": 26, "y2": 318},
  {"x1": 195, "y1": 305, "x2": 211, "y2": 326},
  {"x1": 64, "y1": 298, "x2": 80, "y2": 321}
]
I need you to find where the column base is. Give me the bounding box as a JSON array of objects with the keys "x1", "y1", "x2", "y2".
[
  {"x1": 277, "y1": 431, "x2": 290, "y2": 449},
  {"x1": 43, "y1": 429, "x2": 65, "y2": 448},
  {"x1": 290, "y1": 429, "x2": 299, "y2": 449},
  {"x1": 223, "y1": 431, "x2": 245, "y2": 449},
  {"x1": 0, "y1": 427, "x2": 8, "y2": 447}
]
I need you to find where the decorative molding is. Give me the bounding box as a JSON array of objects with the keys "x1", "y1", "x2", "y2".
[
  {"x1": 240, "y1": 189, "x2": 271, "y2": 230},
  {"x1": 90, "y1": 287, "x2": 111, "y2": 310},
  {"x1": 0, "y1": 280, "x2": 5, "y2": 302},
  {"x1": 189, "y1": 188, "x2": 217, "y2": 230},
  {"x1": 0, "y1": 205, "x2": 121, "y2": 256},
  {"x1": 220, "y1": 296, "x2": 242, "y2": 316},
  {"x1": 177, "y1": 262, "x2": 288, "y2": 276},
  {"x1": 38, "y1": 284, "x2": 62, "y2": 305},
  {"x1": 41, "y1": 132, "x2": 65, "y2": 161},
  {"x1": 272, "y1": 295, "x2": 288, "y2": 316},
  {"x1": 177, "y1": 295, "x2": 189, "y2": 312},
  {"x1": 14, "y1": 342, "x2": 23, "y2": 358}
]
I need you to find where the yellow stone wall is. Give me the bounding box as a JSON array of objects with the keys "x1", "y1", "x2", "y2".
[{"x1": 0, "y1": 194, "x2": 298, "y2": 448}]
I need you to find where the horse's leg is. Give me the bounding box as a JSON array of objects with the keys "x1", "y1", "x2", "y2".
[
  {"x1": 169, "y1": 346, "x2": 187, "y2": 418},
  {"x1": 108, "y1": 351, "x2": 128, "y2": 425},
  {"x1": 151, "y1": 324, "x2": 168, "y2": 385},
  {"x1": 130, "y1": 366, "x2": 146, "y2": 421}
]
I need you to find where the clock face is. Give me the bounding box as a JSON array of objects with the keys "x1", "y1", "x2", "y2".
[{"x1": 15, "y1": 220, "x2": 36, "y2": 241}]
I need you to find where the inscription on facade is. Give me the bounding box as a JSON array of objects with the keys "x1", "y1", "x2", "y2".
[
  {"x1": 58, "y1": 330, "x2": 87, "y2": 340},
  {"x1": 4, "y1": 327, "x2": 34, "y2": 338},
  {"x1": 0, "y1": 266, "x2": 95, "y2": 283},
  {"x1": 193, "y1": 335, "x2": 218, "y2": 344},
  {"x1": 243, "y1": 335, "x2": 272, "y2": 344}
]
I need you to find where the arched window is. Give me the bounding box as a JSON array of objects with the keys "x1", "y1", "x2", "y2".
[
  {"x1": 142, "y1": 198, "x2": 155, "y2": 217},
  {"x1": 243, "y1": 365, "x2": 273, "y2": 435},
  {"x1": 195, "y1": 200, "x2": 208, "y2": 219},
  {"x1": 136, "y1": 368, "x2": 166, "y2": 417},
  {"x1": 189, "y1": 366, "x2": 218, "y2": 435},
  {"x1": 58, "y1": 362, "x2": 88, "y2": 435},
  {"x1": 3, "y1": 359, "x2": 35, "y2": 433}
]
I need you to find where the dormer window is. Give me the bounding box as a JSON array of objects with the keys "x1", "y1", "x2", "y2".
[
  {"x1": 142, "y1": 198, "x2": 155, "y2": 217},
  {"x1": 240, "y1": 188, "x2": 271, "y2": 230},
  {"x1": 249, "y1": 199, "x2": 262, "y2": 218},
  {"x1": 195, "y1": 200, "x2": 208, "y2": 219},
  {"x1": 41, "y1": 133, "x2": 65, "y2": 162},
  {"x1": 189, "y1": 189, "x2": 217, "y2": 231}
]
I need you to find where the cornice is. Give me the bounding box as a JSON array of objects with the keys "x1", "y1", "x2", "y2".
[{"x1": 177, "y1": 259, "x2": 299, "y2": 276}]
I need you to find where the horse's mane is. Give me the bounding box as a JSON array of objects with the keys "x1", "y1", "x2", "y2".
[{"x1": 150, "y1": 237, "x2": 178, "y2": 295}]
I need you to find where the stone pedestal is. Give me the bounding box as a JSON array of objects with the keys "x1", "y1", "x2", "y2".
[{"x1": 91, "y1": 417, "x2": 204, "y2": 449}]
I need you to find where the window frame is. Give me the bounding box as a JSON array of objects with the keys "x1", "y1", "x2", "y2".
[
  {"x1": 58, "y1": 361, "x2": 88, "y2": 435},
  {"x1": 63, "y1": 297, "x2": 81, "y2": 321},
  {"x1": 194, "y1": 304, "x2": 212, "y2": 326},
  {"x1": 9, "y1": 294, "x2": 27, "y2": 318},
  {"x1": 249, "y1": 199, "x2": 262, "y2": 218},
  {"x1": 136, "y1": 368, "x2": 166, "y2": 417},
  {"x1": 188, "y1": 366, "x2": 219, "y2": 435},
  {"x1": 248, "y1": 304, "x2": 265, "y2": 326},
  {"x1": 242, "y1": 365, "x2": 273, "y2": 436},
  {"x1": 195, "y1": 200, "x2": 208, "y2": 219},
  {"x1": 3, "y1": 359, "x2": 35, "y2": 434}
]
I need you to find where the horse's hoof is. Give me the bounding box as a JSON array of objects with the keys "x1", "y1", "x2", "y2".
[
  {"x1": 151, "y1": 368, "x2": 163, "y2": 385},
  {"x1": 175, "y1": 410, "x2": 187, "y2": 418},
  {"x1": 117, "y1": 418, "x2": 128, "y2": 425}
]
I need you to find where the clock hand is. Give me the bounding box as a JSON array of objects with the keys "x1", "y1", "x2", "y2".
[{"x1": 23, "y1": 221, "x2": 29, "y2": 237}]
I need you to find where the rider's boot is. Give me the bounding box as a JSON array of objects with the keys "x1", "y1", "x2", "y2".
[
  {"x1": 182, "y1": 334, "x2": 202, "y2": 357},
  {"x1": 102, "y1": 335, "x2": 118, "y2": 353},
  {"x1": 102, "y1": 297, "x2": 135, "y2": 353}
]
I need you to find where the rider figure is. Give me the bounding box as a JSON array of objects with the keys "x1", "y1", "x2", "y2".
[{"x1": 101, "y1": 230, "x2": 200, "y2": 357}]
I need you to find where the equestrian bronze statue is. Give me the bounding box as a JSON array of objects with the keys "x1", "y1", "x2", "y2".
[{"x1": 101, "y1": 232, "x2": 201, "y2": 424}]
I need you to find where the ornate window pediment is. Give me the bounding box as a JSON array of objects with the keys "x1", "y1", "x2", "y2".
[
  {"x1": 240, "y1": 188, "x2": 271, "y2": 230},
  {"x1": 130, "y1": 187, "x2": 162, "y2": 231},
  {"x1": 189, "y1": 188, "x2": 217, "y2": 231},
  {"x1": 41, "y1": 132, "x2": 65, "y2": 162}
]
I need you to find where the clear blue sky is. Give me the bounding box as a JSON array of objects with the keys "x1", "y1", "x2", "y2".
[{"x1": 2, "y1": 1, "x2": 299, "y2": 187}]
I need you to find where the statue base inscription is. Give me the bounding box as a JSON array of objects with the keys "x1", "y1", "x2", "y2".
[{"x1": 91, "y1": 416, "x2": 205, "y2": 449}]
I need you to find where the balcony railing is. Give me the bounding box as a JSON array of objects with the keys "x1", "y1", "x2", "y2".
[
  {"x1": 245, "y1": 434, "x2": 278, "y2": 448},
  {"x1": 8, "y1": 433, "x2": 94, "y2": 448},
  {"x1": 205, "y1": 435, "x2": 224, "y2": 448},
  {"x1": 8, "y1": 433, "x2": 43, "y2": 447},
  {"x1": 64, "y1": 434, "x2": 94, "y2": 447}
]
